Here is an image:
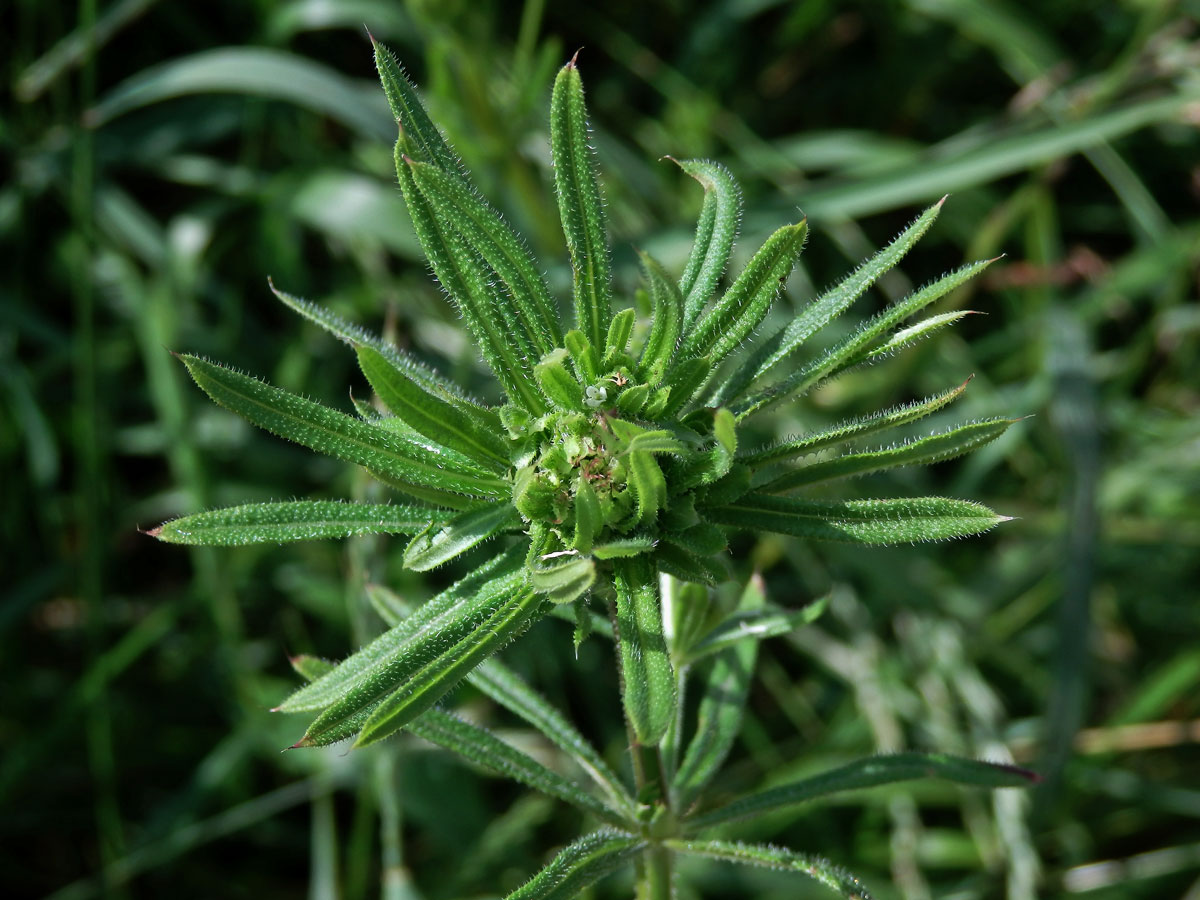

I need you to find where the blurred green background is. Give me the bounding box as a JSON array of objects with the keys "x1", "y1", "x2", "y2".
[{"x1": 4, "y1": 0, "x2": 1199, "y2": 897}]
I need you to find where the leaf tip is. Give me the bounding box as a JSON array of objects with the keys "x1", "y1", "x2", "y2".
[
  {"x1": 140, "y1": 524, "x2": 163, "y2": 539},
  {"x1": 566, "y1": 47, "x2": 583, "y2": 69},
  {"x1": 937, "y1": 193, "x2": 950, "y2": 208}
]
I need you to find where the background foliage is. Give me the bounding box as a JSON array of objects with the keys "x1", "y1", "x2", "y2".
[{"x1": 3, "y1": 0, "x2": 1198, "y2": 897}]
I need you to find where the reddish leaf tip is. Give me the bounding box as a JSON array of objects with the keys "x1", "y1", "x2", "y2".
[
  {"x1": 140, "y1": 525, "x2": 163, "y2": 538},
  {"x1": 364, "y1": 26, "x2": 377, "y2": 45},
  {"x1": 567, "y1": 47, "x2": 583, "y2": 69},
  {"x1": 937, "y1": 193, "x2": 950, "y2": 207}
]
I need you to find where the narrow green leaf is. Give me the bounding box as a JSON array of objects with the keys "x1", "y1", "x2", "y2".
[
  {"x1": 407, "y1": 709, "x2": 627, "y2": 825},
  {"x1": 667, "y1": 840, "x2": 873, "y2": 900},
  {"x1": 409, "y1": 160, "x2": 561, "y2": 356},
  {"x1": 636, "y1": 251, "x2": 683, "y2": 384},
  {"x1": 403, "y1": 503, "x2": 521, "y2": 572},
  {"x1": 531, "y1": 553, "x2": 596, "y2": 603},
  {"x1": 179, "y1": 355, "x2": 508, "y2": 499},
  {"x1": 704, "y1": 494, "x2": 1008, "y2": 545},
  {"x1": 655, "y1": 540, "x2": 727, "y2": 587},
  {"x1": 535, "y1": 348, "x2": 585, "y2": 411},
  {"x1": 741, "y1": 379, "x2": 970, "y2": 467},
  {"x1": 658, "y1": 355, "x2": 712, "y2": 417},
  {"x1": 591, "y1": 536, "x2": 657, "y2": 559},
  {"x1": 149, "y1": 500, "x2": 453, "y2": 546},
  {"x1": 572, "y1": 477, "x2": 602, "y2": 555},
  {"x1": 673, "y1": 575, "x2": 762, "y2": 808},
  {"x1": 715, "y1": 198, "x2": 945, "y2": 405},
  {"x1": 394, "y1": 143, "x2": 545, "y2": 412},
  {"x1": 270, "y1": 279, "x2": 488, "y2": 416},
  {"x1": 564, "y1": 330, "x2": 600, "y2": 384},
  {"x1": 686, "y1": 752, "x2": 1041, "y2": 831},
  {"x1": 504, "y1": 830, "x2": 645, "y2": 900},
  {"x1": 676, "y1": 408, "x2": 737, "y2": 489},
  {"x1": 624, "y1": 430, "x2": 687, "y2": 456},
  {"x1": 615, "y1": 382, "x2": 650, "y2": 416},
  {"x1": 358, "y1": 582, "x2": 636, "y2": 816},
  {"x1": 613, "y1": 557, "x2": 676, "y2": 746},
  {"x1": 603, "y1": 308, "x2": 636, "y2": 368},
  {"x1": 679, "y1": 222, "x2": 807, "y2": 366},
  {"x1": 551, "y1": 56, "x2": 613, "y2": 349},
  {"x1": 627, "y1": 450, "x2": 667, "y2": 527},
  {"x1": 684, "y1": 595, "x2": 829, "y2": 665},
  {"x1": 471, "y1": 660, "x2": 637, "y2": 817},
  {"x1": 372, "y1": 37, "x2": 460, "y2": 172},
  {"x1": 736, "y1": 257, "x2": 996, "y2": 419},
  {"x1": 354, "y1": 585, "x2": 547, "y2": 747},
  {"x1": 673, "y1": 159, "x2": 743, "y2": 331},
  {"x1": 290, "y1": 654, "x2": 336, "y2": 682},
  {"x1": 759, "y1": 418, "x2": 1016, "y2": 493},
  {"x1": 278, "y1": 548, "x2": 523, "y2": 713},
  {"x1": 850, "y1": 310, "x2": 978, "y2": 367},
  {"x1": 357, "y1": 345, "x2": 510, "y2": 469}
]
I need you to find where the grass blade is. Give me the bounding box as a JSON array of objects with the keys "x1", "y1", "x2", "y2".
[
  {"x1": 353, "y1": 585, "x2": 547, "y2": 747},
  {"x1": 613, "y1": 557, "x2": 676, "y2": 746},
  {"x1": 673, "y1": 159, "x2": 743, "y2": 331},
  {"x1": 149, "y1": 500, "x2": 453, "y2": 546},
  {"x1": 740, "y1": 379, "x2": 971, "y2": 467},
  {"x1": 673, "y1": 575, "x2": 763, "y2": 809},
  {"x1": 403, "y1": 503, "x2": 521, "y2": 571},
  {"x1": 678, "y1": 222, "x2": 807, "y2": 366},
  {"x1": 179, "y1": 355, "x2": 508, "y2": 499},
  {"x1": 407, "y1": 709, "x2": 627, "y2": 825},
  {"x1": 504, "y1": 830, "x2": 644, "y2": 900},
  {"x1": 758, "y1": 418, "x2": 1016, "y2": 492},
  {"x1": 685, "y1": 752, "x2": 1041, "y2": 831},
  {"x1": 715, "y1": 199, "x2": 943, "y2": 405},
  {"x1": 551, "y1": 56, "x2": 613, "y2": 350},
  {"x1": 357, "y1": 345, "x2": 510, "y2": 469},
  {"x1": 735, "y1": 257, "x2": 996, "y2": 419},
  {"x1": 703, "y1": 494, "x2": 1008, "y2": 544},
  {"x1": 666, "y1": 840, "x2": 873, "y2": 899}
]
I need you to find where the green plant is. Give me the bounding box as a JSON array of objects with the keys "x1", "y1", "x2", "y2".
[{"x1": 150, "y1": 38, "x2": 1037, "y2": 899}]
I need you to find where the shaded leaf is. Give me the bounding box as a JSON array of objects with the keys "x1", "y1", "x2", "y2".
[
  {"x1": 667, "y1": 840, "x2": 873, "y2": 900},
  {"x1": 504, "y1": 830, "x2": 644, "y2": 900},
  {"x1": 613, "y1": 557, "x2": 676, "y2": 746},
  {"x1": 636, "y1": 251, "x2": 683, "y2": 384},
  {"x1": 674, "y1": 159, "x2": 743, "y2": 331},
  {"x1": 687, "y1": 752, "x2": 1040, "y2": 830}
]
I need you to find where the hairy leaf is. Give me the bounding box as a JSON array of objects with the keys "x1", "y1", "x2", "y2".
[
  {"x1": 505, "y1": 830, "x2": 644, "y2": 900},
  {"x1": 357, "y1": 345, "x2": 510, "y2": 469},
  {"x1": 403, "y1": 503, "x2": 521, "y2": 571},
  {"x1": 636, "y1": 250, "x2": 684, "y2": 384},
  {"x1": 686, "y1": 752, "x2": 1040, "y2": 831},
  {"x1": 715, "y1": 198, "x2": 945, "y2": 405},
  {"x1": 179, "y1": 355, "x2": 507, "y2": 499},
  {"x1": 667, "y1": 840, "x2": 873, "y2": 900},
  {"x1": 674, "y1": 159, "x2": 743, "y2": 331},
  {"x1": 150, "y1": 500, "x2": 453, "y2": 546},
  {"x1": 679, "y1": 221, "x2": 807, "y2": 366},
  {"x1": 613, "y1": 557, "x2": 676, "y2": 746},
  {"x1": 704, "y1": 494, "x2": 1008, "y2": 544},
  {"x1": 551, "y1": 56, "x2": 612, "y2": 350},
  {"x1": 741, "y1": 379, "x2": 970, "y2": 467},
  {"x1": 353, "y1": 584, "x2": 547, "y2": 747},
  {"x1": 673, "y1": 575, "x2": 762, "y2": 808},
  {"x1": 407, "y1": 709, "x2": 626, "y2": 825},
  {"x1": 758, "y1": 418, "x2": 1016, "y2": 492}
]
